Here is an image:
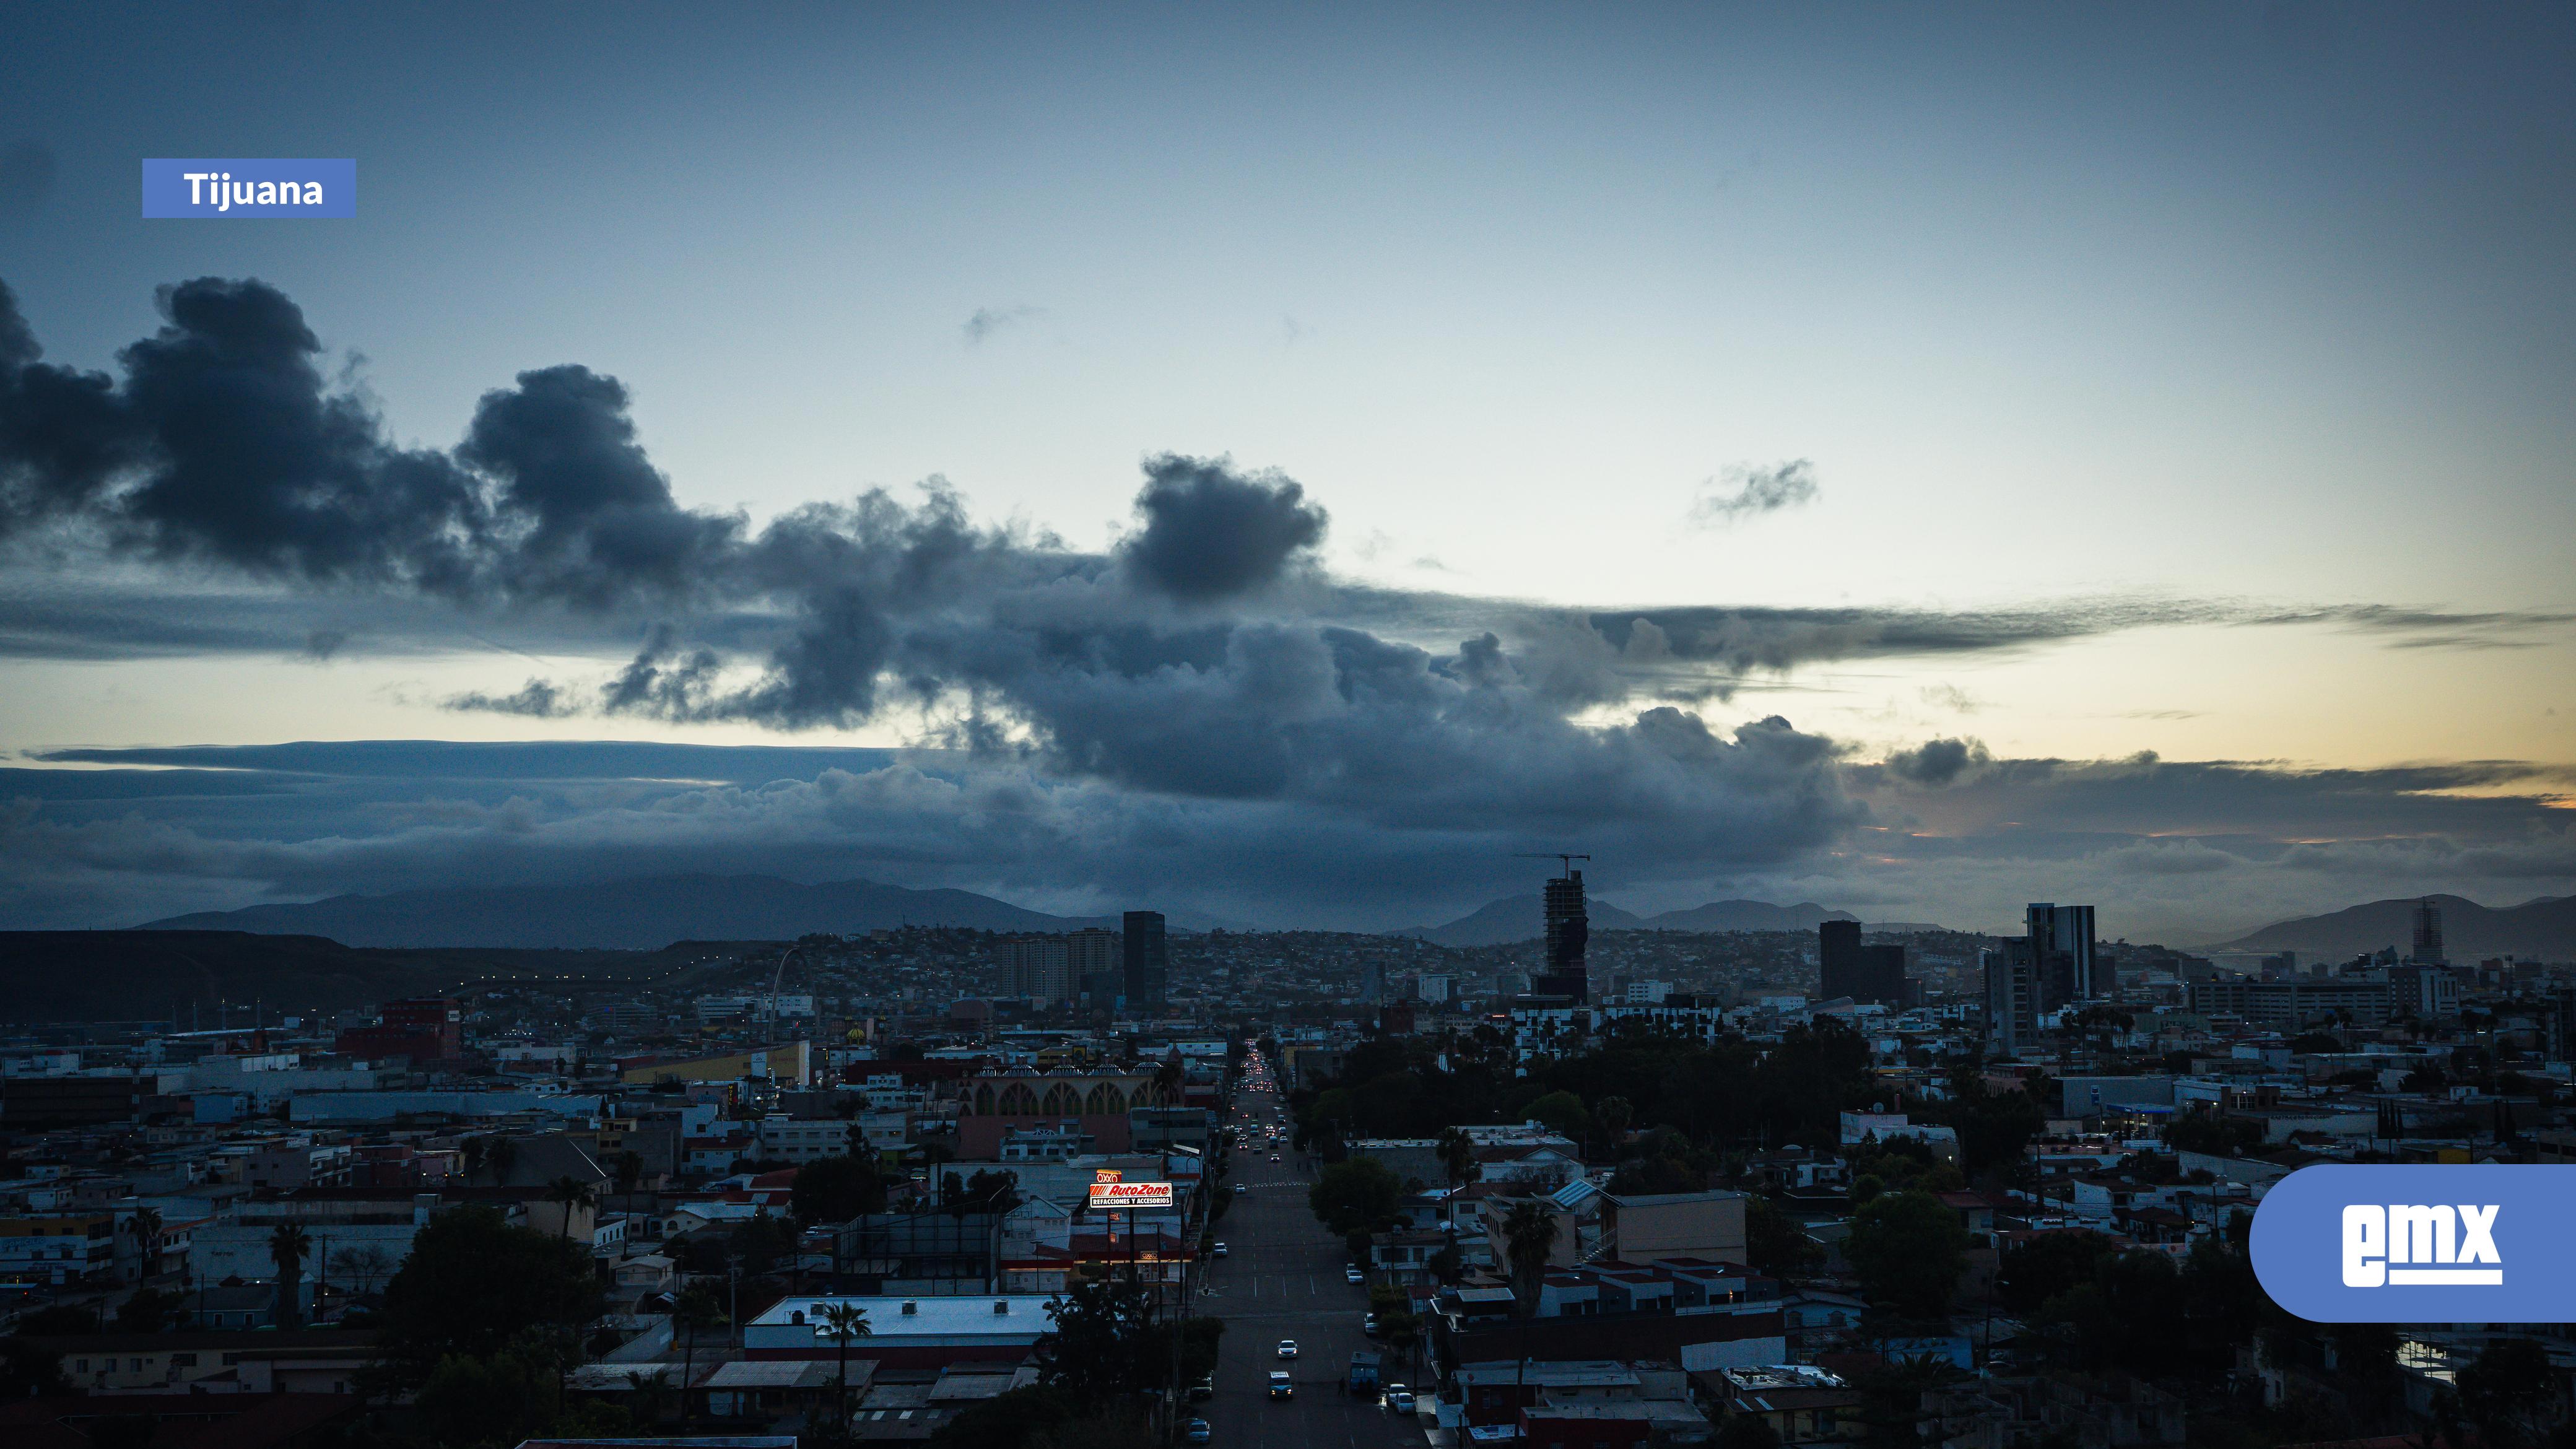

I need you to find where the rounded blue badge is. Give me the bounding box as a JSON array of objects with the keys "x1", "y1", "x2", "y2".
[{"x1": 2250, "y1": 1164, "x2": 2576, "y2": 1322}]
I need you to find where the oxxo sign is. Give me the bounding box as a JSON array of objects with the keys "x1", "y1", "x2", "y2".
[{"x1": 2250, "y1": 1165, "x2": 2571, "y2": 1321}]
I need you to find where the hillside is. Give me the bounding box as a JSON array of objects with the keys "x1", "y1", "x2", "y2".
[
  {"x1": 0, "y1": 932, "x2": 656, "y2": 1024},
  {"x1": 1395, "y1": 895, "x2": 1856, "y2": 947},
  {"x1": 141, "y1": 873, "x2": 1111, "y2": 950},
  {"x1": 2214, "y1": 894, "x2": 2576, "y2": 961}
]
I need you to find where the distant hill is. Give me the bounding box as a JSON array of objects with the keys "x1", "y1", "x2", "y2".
[
  {"x1": 2214, "y1": 894, "x2": 2576, "y2": 961},
  {"x1": 0, "y1": 931, "x2": 655, "y2": 1024},
  {"x1": 141, "y1": 873, "x2": 1113, "y2": 950},
  {"x1": 1640, "y1": 900, "x2": 1859, "y2": 934},
  {"x1": 1395, "y1": 895, "x2": 1855, "y2": 947}
]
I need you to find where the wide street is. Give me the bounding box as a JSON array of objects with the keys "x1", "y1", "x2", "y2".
[{"x1": 1194, "y1": 1056, "x2": 1427, "y2": 1449}]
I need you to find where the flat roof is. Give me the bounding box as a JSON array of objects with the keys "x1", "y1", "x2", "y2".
[{"x1": 749, "y1": 1295, "x2": 1060, "y2": 1338}]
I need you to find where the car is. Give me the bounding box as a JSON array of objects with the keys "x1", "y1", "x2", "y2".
[
  {"x1": 1345, "y1": 1266, "x2": 1365, "y2": 1284},
  {"x1": 1211, "y1": 1242, "x2": 1229, "y2": 1258},
  {"x1": 1268, "y1": 1370, "x2": 1294, "y2": 1399},
  {"x1": 1185, "y1": 1417, "x2": 1213, "y2": 1442},
  {"x1": 1276, "y1": 1339, "x2": 1299, "y2": 1359},
  {"x1": 1268, "y1": 1153, "x2": 1281, "y2": 1162},
  {"x1": 1386, "y1": 1388, "x2": 1416, "y2": 1413},
  {"x1": 1234, "y1": 1184, "x2": 1248, "y2": 1196},
  {"x1": 1188, "y1": 1375, "x2": 1215, "y2": 1402},
  {"x1": 1362, "y1": 1313, "x2": 1380, "y2": 1335}
]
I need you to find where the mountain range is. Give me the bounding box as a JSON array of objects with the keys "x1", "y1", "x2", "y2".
[
  {"x1": 1395, "y1": 895, "x2": 1858, "y2": 947},
  {"x1": 141, "y1": 874, "x2": 1117, "y2": 950},
  {"x1": 2214, "y1": 894, "x2": 2576, "y2": 961}
]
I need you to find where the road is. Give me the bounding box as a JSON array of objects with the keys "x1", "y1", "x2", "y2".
[{"x1": 1193, "y1": 1059, "x2": 1425, "y2": 1449}]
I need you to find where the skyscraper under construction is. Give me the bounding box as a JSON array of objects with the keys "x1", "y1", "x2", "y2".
[{"x1": 1533, "y1": 865, "x2": 1590, "y2": 1003}]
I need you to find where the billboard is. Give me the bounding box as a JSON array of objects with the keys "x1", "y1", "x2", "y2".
[{"x1": 1087, "y1": 1180, "x2": 1175, "y2": 1209}]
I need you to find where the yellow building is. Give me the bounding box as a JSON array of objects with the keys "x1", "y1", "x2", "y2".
[{"x1": 619, "y1": 1041, "x2": 811, "y2": 1088}]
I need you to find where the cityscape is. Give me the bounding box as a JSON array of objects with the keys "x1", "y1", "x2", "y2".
[{"x1": 2, "y1": 6, "x2": 2574, "y2": 1449}]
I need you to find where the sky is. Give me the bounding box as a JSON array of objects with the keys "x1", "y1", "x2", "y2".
[{"x1": 0, "y1": 2, "x2": 2571, "y2": 942}]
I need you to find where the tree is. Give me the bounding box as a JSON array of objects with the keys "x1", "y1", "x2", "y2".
[
  {"x1": 1715, "y1": 1411, "x2": 1783, "y2": 1449},
  {"x1": 1996, "y1": 1230, "x2": 2117, "y2": 1315},
  {"x1": 546, "y1": 1175, "x2": 599, "y2": 1246},
  {"x1": 129, "y1": 1207, "x2": 163, "y2": 1279},
  {"x1": 2459, "y1": 1336, "x2": 2557, "y2": 1447},
  {"x1": 674, "y1": 1282, "x2": 727, "y2": 1419},
  {"x1": 1307, "y1": 1157, "x2": 1403, "y2": 1238},
  {"x1": 1527, "y1": 1090, "x2": 1590, "y2": 1142},
  {"x1": 1843, "y1": 1190, "x2": 1967, "y2": 1320},
  {"x1": 929, "y1": 1383, "x2": 1077, "y2": 1449},
  {"x1": 1035, "y1": 1276, "x2": 1155, "y2": 1411},
  {"x1": 1743, "y1": 1194, "x2": 1820, "y2": 1279},
  {"x1": 113, "y1": 1287, "x2": 183, "y2": 1334},
  {"x1": 1436, "y1": 1127, "x2": 1477, "y2": 1189},
  {"x1": 0, "y1": 1338, "x2": 69, "y2": 1399},
  {"x1": 625, "y1": 1368, "x2": 674, "y2": 1427},
  {"x1": 793, "y1": 1153, "x2": 887, "y2": 1225},
  {"x1": 269, "y1": 1222, "x2": 312, "y2": 1330},
  {"x1": 373, "y1": 1206, "x2": 602, "y2": 1389},
  {"x1": 612, "y1": 1150, "x2": 646, "y2": 1225},
  {"x1": 1593, "y1": 1095, "x2": 1634, "y2": 1158},
  {"x1": 819, "y1": 1302, "x2": 872, "y2": 1434},
  {"x1": 483, "y1": 1135, "x2": 520, "y2": 1186}
]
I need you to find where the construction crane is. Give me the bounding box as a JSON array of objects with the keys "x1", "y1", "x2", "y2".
[{"x1": 1513, "y1": 852, "x2": 1590, "y2": 877}]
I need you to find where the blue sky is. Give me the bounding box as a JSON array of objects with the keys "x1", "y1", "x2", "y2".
[{"x1": 0, "y1": 3, "x2": 2570, "y2": 938}]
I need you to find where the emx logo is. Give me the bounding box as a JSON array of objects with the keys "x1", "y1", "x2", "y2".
[
  {"x1": 2341, "y1": 1203, "x2": 2500, "y2": 1287},
  {"x1": 2252, "y1": 1165, "x2": 2576, "y2": 1322}
]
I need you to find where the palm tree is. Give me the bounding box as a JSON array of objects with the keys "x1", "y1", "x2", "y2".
[
  {"x1": 131, "y1": 1207, "x2": 163, "y2": 1280},
  {"x1": 484, "y1": 1135, "x2": 520, "y2": 1186},
  {"x1": 269, "y1": 1223, "x2": 313, "y2": 1330},
  {"x1": 547, "y1": 1176, "x2": 600, "y2": 1248},
  {"x1": 613, "y1": 1151, "x2": 645, "y2": 1230},
  {"x1": 626, "y1": 1368, "x2": 672, "y2": 1427},
  {"x1": 674, "y1": 1282, "x2": 726, "y2": 1423},
  {"x1": 1435, "y1": 1128, "x2": 1476, "y2": 1191},
  {"x1": 1500, "y1": 1199, "x2": 1559, "y2": 1391},
  {"x1": 818, "y1": 1302, "x2": 872, "y2": 1432}
]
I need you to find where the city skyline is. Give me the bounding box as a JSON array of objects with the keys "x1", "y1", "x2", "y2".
[{"x1": 1, "y1": 4, "x2": 2572, "y2": 940}]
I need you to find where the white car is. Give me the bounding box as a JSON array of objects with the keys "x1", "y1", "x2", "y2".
[
  {"x1": 1344, "y1": 1266, "x2": 1365, "y2": 1284},
  {"x1": 1386, "y1": 1387, "x2": 1416, "y2": 1413},
  {"x1": 1276, "y1": 1339, "x2": 1299, "y2": 1359}
]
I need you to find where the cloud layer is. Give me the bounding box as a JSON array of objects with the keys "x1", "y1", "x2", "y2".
[{"x1": 2, "y1": 276, "x2": 2570, "y2": 936}]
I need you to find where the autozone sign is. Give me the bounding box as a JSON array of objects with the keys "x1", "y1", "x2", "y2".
[{"x1": 1087, "y1": 1180, "x2": 1173, "y2": 1209}]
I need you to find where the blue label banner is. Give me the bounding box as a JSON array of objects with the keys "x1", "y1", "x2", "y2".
[
  {"x1": 143, "y1": 159, "x2": 355, "y2": 217},
  {"x1": 2250, "y1": 1164, "x2": 2576, "y2": 1321}
]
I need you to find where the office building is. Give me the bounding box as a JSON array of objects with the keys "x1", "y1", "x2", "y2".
[
  {"x1": 2026, "y1": 903, "x2": 2104, "y2": 1004},
  {"x1": 1819, "y1": 923, "x2": 1908, "y2": 1007},
  {"x1": 1122, "y1": 910, "x2": 1168, "y2": 1011},
  {"x1": 1983, "y1": 942, "x2": 2037, "y2": 1057},
  {"x1": 1533, "y1": 868, "x2": 1590, "y2": 1003}
]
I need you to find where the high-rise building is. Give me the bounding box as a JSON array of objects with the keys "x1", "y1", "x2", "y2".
[
  {"x1": 1069, "y1": 928, "x2": 1120, "y2": 1009},
  {"x1": 1983, "y1": 942, "x2": 2037, "y2": 1056},
  {"x1": 2411, "y1": 897, "x2": 2446, "y2": 965},
  {"x1": 1818, "y1": 923, "x2": 1908, "y2": 1007},
  {"x1": 1123, "y1": 910, "x2": 1168, "y2": 1011},
  {"x1": 2026, "y1": 903, "x2": 2104, "y2": 1004},
  {"x1": 1534, "y1": 868, "x2": 1590, "y2": 1003},
  {"x1": 999, "y1": 938, "x2": 1073, "y2": 1006}
]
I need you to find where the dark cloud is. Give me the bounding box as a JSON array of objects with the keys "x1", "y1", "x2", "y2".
[
  {"x1": 1117, "y1": 454, "x2": 1327, "y2": 601},
  {"x1": 1884, "y1": 736, "x2": 1992, "y2": 787},
  {"x1": 1689, "y1": 458, "x2": 1819, "y2": 526},
  {"x1": 2, "y1": 276, "x2": 2570, "y2": 936}
]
